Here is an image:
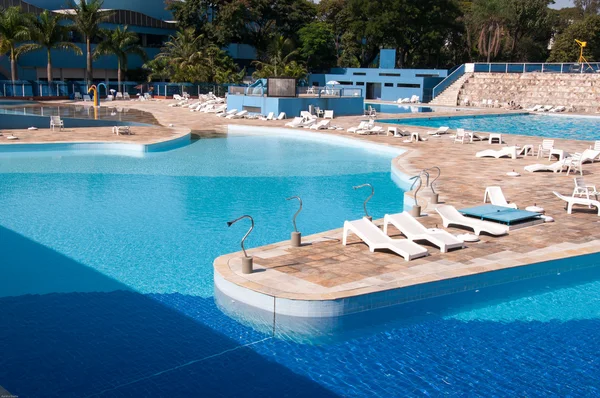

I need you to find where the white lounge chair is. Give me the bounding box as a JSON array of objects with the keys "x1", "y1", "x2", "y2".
[
  {"x1": 260, "y1": 112, "x2": 274, "y2": 121},
  {"x1": 173, "y1": 94, "x2": 183, "y2": 101},
  {"x1": 550, "y1": 106, "x2": 566, "y2": 113},
  {"x1": 300, "y1": 118, "x2": 316, "y2": 128},
  {"x1": 50, "y1": 116, "x2": 64, "y2": 131},
  {"x1": 217, "y1": 109, "x2": 237, "y2": 118},
  {"x1": 540, "y1": 105, "x2": 554, "y2": 112},
  {"x1": 285, "y1": 117, "x2": 304, "y2": 127},
  {"x1": 112, "y1": 126, "x2": 131, "y2": 135},
  {"x1": 342, "y1": 218, "x2": 429, "y2": 261},
  {"x1": 435, "y1": 205, "x2": 509, "y2": 236},
  {"x1": 476, "y1": 146, "x2": 518, "y2": 160},
  {"x1": 123, "y1": 93, "x2": 131, "y2": 100},
  {"x1": 310, "y1": 120, "x2": 331, "y2": 130},
  {"x1": 276, "y1": 112, "x2": 286, "y2": 120},
  {"x1": 537, "y1": 139, "x2": 555, "y2": 159},
  {"x1": 357, "y1": 125, "x2": 384, "y2": 135},
  {"x1": 74, "y1": 92, "x2": 82, "y2": 100},
  {"x1": 454, "y1": 129, "x2": 468, "y2": 144},
  {"x1": 524, "y1": 159, "x2": 567, "y2": 173},
  {"x1": 116, "y1": 92, "x2": 123, "y2": 100},
  {"x1": 226, "y1": 110, "x2": 248, "y2": 119},
  {"x1": 83, "y1": 94, "x2": 91, "y2": 102},
  {"x1": 323, "y1": 110, "x2": 334, "y2": 119},
  {"x1": 526, "y1": 104, "x2": 543, "y2": 112},
  {"x1": 483, "y1": 186, "x2": 518, "y2": 209},
  {"x1": 206, "y1": 105, "x2": 227, "y2": 114},
  {"x1": 553, "y1": 191, "x2": 600, "y2": 215},
  {"x1": 348, "y1": 121, "x2": 370, "y2": 133},
  {"x1": 427, "y1": 126, "x2": 450, "y2": 136},
  {"x1": 573, "y1": 177, "x2": 598, "y2": 202},
  {"x1": 382, "y1": 212, "x2": 464, "y2": 253}
]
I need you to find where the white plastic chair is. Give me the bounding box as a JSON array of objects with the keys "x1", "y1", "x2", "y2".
[{"x1": 537, "y1": 139, "x2": 555, "y2": 159}]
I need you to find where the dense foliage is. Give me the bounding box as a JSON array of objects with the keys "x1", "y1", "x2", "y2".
[{"x1": 3, "y1": 0, "x2": 600, "y2": 85}]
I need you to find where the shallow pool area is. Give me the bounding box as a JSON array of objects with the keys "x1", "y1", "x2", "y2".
[
  {"x1": 383, "y1": 113, "x2": 600, "y2": 141},
  {"x1": 0, "y1": 103, "x2": 160, "y2": 125},
  {"x1": 2, "y1": 128, "x2": 600, "y2": 397}
]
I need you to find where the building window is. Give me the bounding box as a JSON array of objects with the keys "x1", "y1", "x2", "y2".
[
  {"x1": 397, "y1": 83, "x2": 420, "y2": 88},
  {"x1": 338, "y1": 81, "x2": 353, "y2": 85},
  {"x1": 379, "y1": 73, "x2": 401, "y2": 77},
  {"x1": 415, "y1": 74, "x2": 439, "y2": 77},
  {"x1": 353, "y1": 72, "x2": 366, "y2": 75},
  {"x1": 355, "y1": 82, "x2": 365, "y2": 86},
  {"x1": 384, "y1": 83, "x2": 393, "y2": 87}
]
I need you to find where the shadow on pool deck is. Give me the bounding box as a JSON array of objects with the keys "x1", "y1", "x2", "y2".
[{"x1": 0, "y1": 226, "x2": 338, "y2": 397}]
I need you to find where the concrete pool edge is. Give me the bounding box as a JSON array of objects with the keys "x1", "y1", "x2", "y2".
[{"x1": 0, "y1": 129, "x2": 192, "y2": 153}]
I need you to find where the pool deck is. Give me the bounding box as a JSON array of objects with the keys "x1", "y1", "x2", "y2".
[{"x1": 4, "y1": 99, "x2": 600, "y2": 314}]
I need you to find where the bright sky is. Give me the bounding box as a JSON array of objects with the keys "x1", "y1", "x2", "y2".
[{"x1": 551, "y1": 0, "x2": 574, "y2": 8}]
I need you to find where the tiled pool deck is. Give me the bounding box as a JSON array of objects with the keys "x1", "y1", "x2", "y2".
[{"x1": 4, "y1": 99, "x2": 600, "y2": 315}]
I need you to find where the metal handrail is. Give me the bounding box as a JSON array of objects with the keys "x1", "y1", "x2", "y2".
[
  {"x1": 353, "y1": 183, "x2": 374, "y2": 219},
  {"x1": 424, "y1": 167, "x2": 440, "y2": 195},
  {"x1": 227, "y1": 215, "x2": 254, "y2": 258},
  {"x1": 409, "y1": 175, "x2": 422, "y2": 205},
  {"x1": 286, "y1": 196, "x2": 302, "y2": 233}
]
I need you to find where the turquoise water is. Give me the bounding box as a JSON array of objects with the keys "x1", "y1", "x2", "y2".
[
  {"x1": 383, "y1": 113, "x2": 600, "y2": 141},
  {"x1": 2, "y1": 131, "x2": 600, "y2": 397}
]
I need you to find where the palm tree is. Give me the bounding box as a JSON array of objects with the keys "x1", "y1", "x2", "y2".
[
  {"x1": 30, "y1": 10, "x2": 82, "y2": 93},
  {"x1": 0, "y1": 7, "x2": 36, "y2": 84},
  {"x1": 472, "y1": 0, "x2": 508, "y2": 62},
  {"x1": 252, "y1": 36, "x2": 304, "y2": 78},
  {"x1": 157, "y1": 28, "x2": 207, "y2": 82},
  {"x1": 94, "y1": 26, "x2": 146, "y2": 93},
  {"x1": 68, "y1": 0, "x2": 113, "y2": 84},
  {"x1": 143, "y1": 58, "x2": 171, "y2": 82}
]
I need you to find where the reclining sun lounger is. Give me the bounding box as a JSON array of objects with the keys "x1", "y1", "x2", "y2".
[
  {"x1": 476, "y1": 146, "x2": 518, "y2": 160},
  {"x1": 310, "y1": 120, "x2": 331, "y2": 130},
  {"x1": 342, "y1": 218, "x2": 429, "y2": 261},
  {"x1": 483, "y1": 186, "x2": 518, "y2": 209},
  {"x1": 217, "y1": 109, "x2": 237, "y2": 118},
  {"x1": 435, "y1": 205, "x2": 509, "y2": 236},
  {"x1": 427, "y1": 126, "x2": 450, "y2": 136},
  {"x1": 285, "y1": 117, "x2": 304, "y2": 127},
  {"x1": 382, "y1": 212, "x2": 464, "y2": 253},
  {"x1": 226, "y1": 110, "x2": 248, "y2": 119},
  {"x1": 524, "y1": 159, "x2": 567, "y2": 173},
  {"x1": 553, "y1": 191, "x2": 600, "y2": 215}
]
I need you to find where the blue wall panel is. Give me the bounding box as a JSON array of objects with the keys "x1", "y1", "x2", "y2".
[{"x1": 226, "y1": 96, "x2": 364, "y2": 117}]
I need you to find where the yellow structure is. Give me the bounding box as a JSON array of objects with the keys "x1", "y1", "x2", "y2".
[{"x1": 88, "y1": 85, "x2": 99, "y2": 107}]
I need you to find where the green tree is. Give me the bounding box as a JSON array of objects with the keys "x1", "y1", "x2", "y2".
[
  {"x1": 472, "y1": 0, "x2": 510, "y2": 62},
  {"x1": 94, "y1": 26, "x2": 146, "y2": 93},
  {"x1": 143, "y1": 58, "x2": 172, "y2": 82},
  {"x1": 548, "y1": 15, "x2": 600, "y2": 62},
  {"x1": 575, "y1": 0, "x2": 600, "y2": 15},
  {"x1": 505, "y1": 0, "x2": 553, "y2": 61},
  {"x1": 30, "y1": 10, "x2": 82, "y2": 88},
  {"x1": 298, "y1": 21, "x2": 337, "y2": 71},
  {"x1": 69, "y1": 0, "x2": 113, "y2": 84},
  {"x1": 0, "y1": 7, "x2": 36, "y2": 83},
  {"x1": 252, "y1": 35, "x2": 307, "y2": 79}
]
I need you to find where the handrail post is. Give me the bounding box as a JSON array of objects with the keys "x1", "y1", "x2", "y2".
[
  {"x1": 353, "y1": 183, "x2": 374, "y2": 221},
  {"x1": 227, "y1": 215, "x2": 255, "y2": 274},
  {"x1": 286, "y1": 196, "x2": 303, "y2": 247},
  {"x1": 408, "y1": 175, "x2": 422, "y2": 217}
]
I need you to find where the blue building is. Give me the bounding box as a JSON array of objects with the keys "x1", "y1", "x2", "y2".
[
  {"x1": 0, "y1": 0, "x2": 255, "y2": 85},
  {"x1": 309, "y1": 50, "x2": 448, "y2": 103}
]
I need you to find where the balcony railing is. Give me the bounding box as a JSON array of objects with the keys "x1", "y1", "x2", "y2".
[{"x1": 228, "y1": 85, "x2": 363, "y2": 98}]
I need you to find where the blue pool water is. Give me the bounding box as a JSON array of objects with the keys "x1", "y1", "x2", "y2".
[
  {"x1": 384, "y1": 113, "x2": 600, "y2": 141},
  {"x1": 2, "y1": 131, "x2": 600, "y2": 397}
]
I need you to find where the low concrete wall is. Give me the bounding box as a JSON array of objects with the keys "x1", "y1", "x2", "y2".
[{"x1": 226, "y1": 95, "x2": 364, "y2": 117}]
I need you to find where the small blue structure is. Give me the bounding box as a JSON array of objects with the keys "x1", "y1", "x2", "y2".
[{"x1": 309, "y1": 50, "x2": 448, "y2": 102}]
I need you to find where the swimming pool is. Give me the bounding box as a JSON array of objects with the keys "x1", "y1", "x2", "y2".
[
  {"x1": 0, "y1": 103, "x2": 160, "y2": 125},
  {"x1": 367, "y1": 103, "x2": 471, "y2": 114},
  {"x1": 1, "y1": 130, "x2": 600, "y2": 397},
  {"x1": 383, "y1": 113, "x2": 600, "y2": 141}
]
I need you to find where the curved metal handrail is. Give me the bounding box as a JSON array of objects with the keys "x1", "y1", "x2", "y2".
[
  {"x1": 353, "y1": 183, "x2": 374, "y2": 218},
  {"x1": 421, "y1": 170, "x2": 430, "y2": 187},
  {"x1": 409, "y1": 175, "x2": 422, "y2": 204},
  {"x1": 424, "y1": 166, "x2": 441, "y2": 195},
  {"x1": 227, "y1": 215, "x2": 254, "y2": 258},
  {"x1": 286, "y1": 196, "x2": 303, "y2": 232}
]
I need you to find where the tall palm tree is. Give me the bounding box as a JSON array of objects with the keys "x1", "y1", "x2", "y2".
[
  {"x1": 0, "y1": 7, "x2": 36, "y2": 84},
  {"x1": 68, "y1": 0, "x2": 113, "y2": 84},
  {"x1": 30, "y1": 10, "x2": 82, "y2": 92},
  {"x1": 472, "y1": 0, "x2": 508, "y2": 62},
  {"x1": 94, "y1": 26, "x2": 146, "y2": 94},
  {"x1": 143, "y1": 57, "x2": 171, "y2": 82},
  {"x1": 252, "y1": 35, "x2": 300, "y2": 77}
]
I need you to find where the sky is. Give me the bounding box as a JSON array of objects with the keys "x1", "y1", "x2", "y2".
[{"x1": 551, "y1": 0, "x2": 574, "y2": 8}]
